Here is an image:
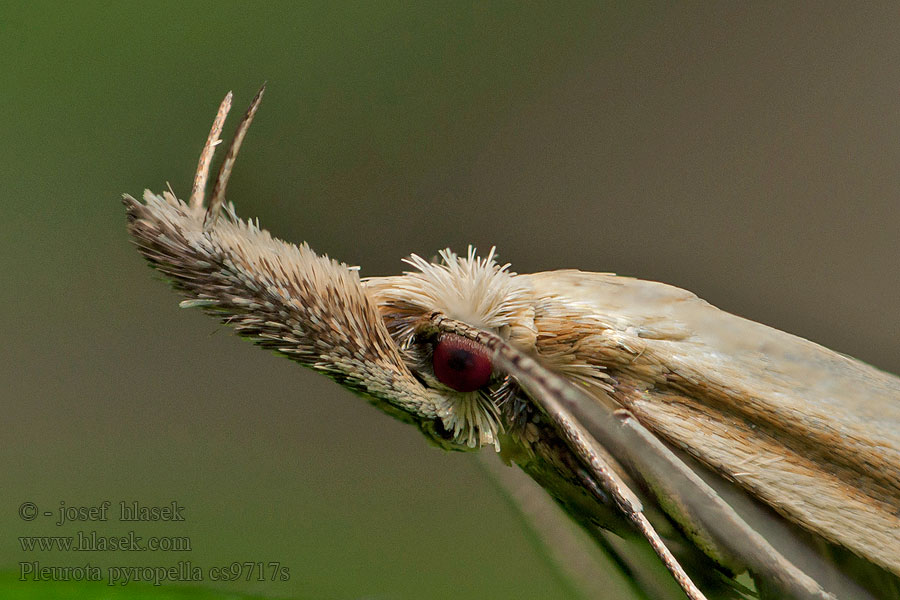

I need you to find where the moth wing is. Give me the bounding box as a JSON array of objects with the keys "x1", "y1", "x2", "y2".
[{"x1": 521, "y1": 270, "x2": 900, "y2": 578}]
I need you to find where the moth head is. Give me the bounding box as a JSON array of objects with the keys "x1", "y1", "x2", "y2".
[
  {"x1": 125, "y1": 88, "x2": 540, "y2": 454},
  {"x1": 364, "y1": 248, "x2": 537, "y2": 451}
]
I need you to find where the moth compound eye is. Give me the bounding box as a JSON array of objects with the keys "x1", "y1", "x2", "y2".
[{"x1": 432, "y1": 333, "x2": 493, "y2": 392}]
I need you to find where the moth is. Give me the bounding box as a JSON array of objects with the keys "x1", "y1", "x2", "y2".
[{"x1": 124, "y1": 88, "x2": 900, "y2": 600}]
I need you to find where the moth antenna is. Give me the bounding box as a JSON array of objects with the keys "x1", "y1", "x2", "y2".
[
  {"x1": 205, "y1": 83, "x2": 266, "y2": 229},
  {"x1": 189, "y1": 91, "x2": 233, "y2": 211},
  {"x1": 423, "y1": 313, "x2": 837, "y2": 600},
  {"x1": 576, "y1": 471, "x2": 707, "y2": 600}
]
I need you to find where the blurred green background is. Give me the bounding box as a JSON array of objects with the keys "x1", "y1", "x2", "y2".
[{"x1": 2, "y1": 3, "x2": 899, "y2": 599}]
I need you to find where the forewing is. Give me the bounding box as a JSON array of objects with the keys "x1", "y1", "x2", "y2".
[{"x1": 523, "y1": 270, "x2": 900, "y2": 578}]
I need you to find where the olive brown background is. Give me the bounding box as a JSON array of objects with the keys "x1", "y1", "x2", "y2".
[{"x1": 3, "y1": 3, "x2": 899, "y2": 599}]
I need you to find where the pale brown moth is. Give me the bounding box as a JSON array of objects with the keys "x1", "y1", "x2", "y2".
[{"x1": 124, "y1": 88, "x2": 900, "y2": 600}]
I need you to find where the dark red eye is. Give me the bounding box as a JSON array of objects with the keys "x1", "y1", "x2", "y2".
[{"x1": 432, "y1": 333, "x2": 493, "y2": 392}]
